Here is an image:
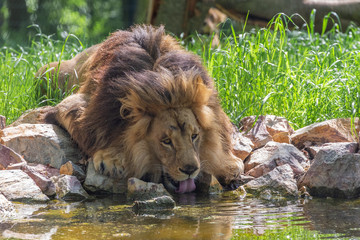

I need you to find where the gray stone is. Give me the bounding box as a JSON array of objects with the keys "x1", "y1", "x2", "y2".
[
  {"x1": 83, "y1": 160, "x2": 127, "y2": 194},
  {"x1": 51, "y1": 175, "x2": 90, "y2": 201},
  {"x1": 127, "y1": 177, "x2": 171, "y2": 201},
  {"x1": 298, "y1": 151, "x2": 360, "y2": 198},
  {"x1": 0, "y1": 170, "x2": 49, "y2": 202},
  {"x1": 245, "y1": 141, "x2": 308, "y2": 178},
  {"x1": 9, "y1": 106, "x2": 53, "y2": 127},
  {"x1": 244, "y1": 164, "x2": 299, "y2": 199},
  {"x1": 0, "y1": 193, "x2": 15, "y2": 218},
  {"x1": 132, "y1": 196, "x2": 176, "y2": 213},
  {"x1": 0, "y1": 143, "x2": 26, "y2": 170},
  {"x1": 291, "y1": 118, "x2": 360, "y2": 149},
  {"x1": 0, "y1": 124, "x2": 82, "y2": 169},
  {"x1": 306, "y1": 142, "x2": 358, "y2": 160}
]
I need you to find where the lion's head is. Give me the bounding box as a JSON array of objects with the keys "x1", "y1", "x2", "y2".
[
  {"x1": 147, "y1": 108, "x2": 201, "y2": 193},
  {"x1": 118, "y1": 67, "x2": 217, "y2": 193}
]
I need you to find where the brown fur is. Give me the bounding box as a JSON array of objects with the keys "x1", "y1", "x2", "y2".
[{"x1": 39, "y1": 25, "x2": 243, "y2": 189}]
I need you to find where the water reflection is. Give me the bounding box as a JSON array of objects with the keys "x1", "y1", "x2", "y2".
[
  {"x1": 1, "y1": 194, "x2": 360, "y2": 239},
  {"x1": 303, "y1": 198, "x2": 360, "y2": 238}
]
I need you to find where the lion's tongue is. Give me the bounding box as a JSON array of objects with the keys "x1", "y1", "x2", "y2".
[{"x1": 175, "y1": 178, "x2": 196, "y2": 193}]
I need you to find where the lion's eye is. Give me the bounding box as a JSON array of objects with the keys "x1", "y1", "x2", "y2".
[
  {"x1": 161, "y1": 138, "x2": 172, "y2": 145},
  {"x1": 191, "y1": 134, "x2": 198, "y2": 141}
]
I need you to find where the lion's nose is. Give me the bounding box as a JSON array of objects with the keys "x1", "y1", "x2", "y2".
[{"x1": 179, "y1": 165, "x2": 199, "y2": 176}]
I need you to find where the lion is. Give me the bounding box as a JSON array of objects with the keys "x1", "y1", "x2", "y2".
[{"x1": 37, "y1": 25, "x2": 244, "y2": 193}]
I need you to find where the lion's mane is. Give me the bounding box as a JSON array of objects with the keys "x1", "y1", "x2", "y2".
[
  {"x1": 72, "y1": 26, "x2": 233, "y2": 157},
  {"x1": 42, "y1": 25, "x2": 242, "y2": 187}
]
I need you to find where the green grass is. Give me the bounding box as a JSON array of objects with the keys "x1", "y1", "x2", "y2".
[
  {"x1": 0, "y1": 27, "x2": 83, "y2": 123},
  {"x1": 1, "y1": 14, "x2": 360, "y2": 130},
  {"x1": 187, "y1": 13, "x2": 360, "y2": 129}
]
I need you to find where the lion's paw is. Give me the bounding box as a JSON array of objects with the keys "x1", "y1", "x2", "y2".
[{"x1": 93, "y1": 149, "x2": 125, "y2": 177}]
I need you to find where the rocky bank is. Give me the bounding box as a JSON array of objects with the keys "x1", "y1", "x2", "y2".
[{"x1": 0, "y1": 109, "x2": 359, "y2": 214}]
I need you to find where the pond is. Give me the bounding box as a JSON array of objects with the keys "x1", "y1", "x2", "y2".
[{"x1": 1, "y1": 194, "x2": 359, "y2": 240}]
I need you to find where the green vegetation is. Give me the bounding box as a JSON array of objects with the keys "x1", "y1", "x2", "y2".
[
  {"x1": 189, "y1": 13, "x2": 360, "y2": 129},
  {"x1": 1, "y1": 13, "x2": 360, "y2": 129},
  {"x1": 231, "y1": 225, "x2": 348, "y2": 240},
  {"x1": 0, "y1": 30, "x2": 83, "y2": 123}
]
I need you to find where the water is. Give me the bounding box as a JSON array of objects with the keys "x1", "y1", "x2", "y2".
[{"x1": 1, "y1": 194, "x2": 360, "y2": 240}]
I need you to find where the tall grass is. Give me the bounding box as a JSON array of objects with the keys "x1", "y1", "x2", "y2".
[
  {"x1": 1, "y1": 14, "x2": 360, "y2": 129},
  {"x1": 188, "y1": 13, "x2": 360, "y2": 129}
]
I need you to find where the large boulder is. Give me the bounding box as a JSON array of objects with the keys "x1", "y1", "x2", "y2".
[
  {"x1": 0, "y1": 143, "x2": 26, "y2": 169},
  {"x1": 83, "y1": 160, "x2": 127, "y2": 194},
  {"x1": 244, "y1": 164, "x2": 299, "y2": 199},
  {"x1": 291, "y1": 118, "x2": 360, "y2": 149},
  {"x1": 0, "y1": 170, "x2": 49, "y2": 202},
  {"x1": 298, "y1": 151, "x2": 360, "y2": 198},
  {"x1": 0, "y1": 124, "x2": 82, "y2": 169},
  {"x1": 244, "y1": 141, "x2": 308, "y2": 178}
]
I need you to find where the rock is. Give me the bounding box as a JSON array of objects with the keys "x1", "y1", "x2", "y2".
[
  {"x1": 0, "y1": 124, "x2": 82, "y2": 169},
  {"x1": 83, "y1": 160, "x2": 127, "y2": 194},
  {"x1": 241, "y1": 116, "x2": 272, "y2": 149},
  {"x1": 231, "y1": 125, "x2": 254, "y2": 160},
  {"x1": 244, "y1": 164, "x2": 299, "y2": 199},
  {"x1": 7, "y1": 164, "x2": 57, "y2": 196},
  {"x1": 244, "y1": 141, "x2": 308, "y2": 178},
  {"x1": 291, "y1": 118, "x2": 360, "y2": 149},
  {"x1": 0, "y1": 193, "x2": 15, "y2": 218},
  {"x1": 0, "y1": 115, "x2": 5, "y2": 129},
  {"x1": 132, "y1": 196, "x2": 176, "y2": 213},
  {"x1": 306, "y1": 142, "x2": 358, "y2": 160},
  {"x1": 240, "y1": 115, "x2": 294, "y2": 147},
  {"x1": 0, "y1": 143, "x2": 26, "y2": 169},
  {"x1": 127, "y1": 177, "x2": 172, "y2": 201},
  {"x1": 9, "y1": 106, "x2": 53, "y2": 127},
  {"x1": 222, "y1": 186, "x2": 247, "y2": 200},
  {"x1": 298, "y1": 151, "x2": 360, "y2": 198},
  {"x1": 0, "y1": 170, "x2": 49, "y2": 202},
  {"x1": 51, "y1": 175, "x2": 90, "y2": 201},
  {"x1": 60, "y1": 161, "x2": 86, "y2": 182}
]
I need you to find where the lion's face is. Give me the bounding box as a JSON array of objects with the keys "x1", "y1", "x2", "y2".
[{"x1": 147, "y1": 108, "x2": 201, "y2": 192}]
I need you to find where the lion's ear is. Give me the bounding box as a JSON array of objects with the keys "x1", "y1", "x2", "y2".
[
  {"x1": 193, "y1": 105, "x2": 214, "y2": 129},
  {"x1": 193, "y1": 76, "x2": 213, "y2": 106}
]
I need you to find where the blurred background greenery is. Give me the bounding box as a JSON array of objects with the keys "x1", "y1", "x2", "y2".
[
  {"x1": 2, "y1": 0, "x2": 360, "y2": 46},
  {"x1": 0, "y1": 0, "x2": 152, "y2": 44}
]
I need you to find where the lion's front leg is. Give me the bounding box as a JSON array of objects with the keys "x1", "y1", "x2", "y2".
[
  {"x1": 93, "y1": 147, "x2": 126, "y2": 177},
  {"x1": 93, "y1": 141, "x2": 162, "y2": 182}
]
